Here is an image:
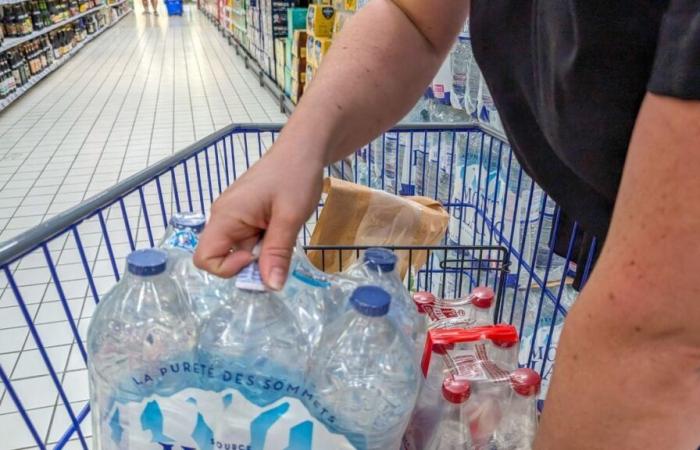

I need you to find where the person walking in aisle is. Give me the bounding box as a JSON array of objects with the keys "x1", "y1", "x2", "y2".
[
  {"x1": 142, "y1": 0, "x2": 158, "y2": 15},
  {"x1": 194, "y1": 1, "x2": 700, "y2": 448}
]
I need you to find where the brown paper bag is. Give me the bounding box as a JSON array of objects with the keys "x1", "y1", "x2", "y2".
[{"x1": 308, "y1": 177, "x2": 449, "y2": 277}]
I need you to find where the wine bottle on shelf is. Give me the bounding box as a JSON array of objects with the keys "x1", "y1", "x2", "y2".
[
  {"x1": 20, "y1": 4, "x2": 33, "y2": 36},
  {"x1": 0, "y1": 8, "x2": 5, "y2": 46},
  {"x1": 51, "y1": 32, "x2": 60, "y2": 59},
  {"x1": 69, "y1": 0, "x2": 78, "y2": 16},
  {"x1": 10, "y1": 6, "x2": 20, "y2": 37}
]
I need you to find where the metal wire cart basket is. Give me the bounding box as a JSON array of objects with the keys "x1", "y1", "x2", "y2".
[{"x1": 0, "y1": 123, "x2": 597, "y2": 448}]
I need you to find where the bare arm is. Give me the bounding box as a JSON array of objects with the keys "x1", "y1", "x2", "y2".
[
  {"x1": 536, "y1": 94, "x2": 700, "y2": 449},
  {"x1": 194, "y1": 0, "x2": 469, "y2": 287},
  {"x1": 284, "y1": 0, "x2": 469, "y2": 166}
]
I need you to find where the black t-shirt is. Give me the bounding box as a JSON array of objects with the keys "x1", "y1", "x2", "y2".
[{"x1": 470, "y1": 0, "x2": 700, "y2": 265}]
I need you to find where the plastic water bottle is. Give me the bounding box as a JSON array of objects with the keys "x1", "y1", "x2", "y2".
[
  {"x1": 369, "y1": 133, "x2": 405, "y2": 193},
  {"x1": 344, "y1": 248, "x2": 420, "y2": 341},
  {"x1": 433, "y1": 286, "x2": 496, "y2": 329},
  {"x1": 450, "y1": 36, "x2": 470, "y2": 110},
  {"x1": 413, "y1": 291, "x2": 437, "y2": 351},
  {"x1": 404, "y1": 342, "x2": 452, "y2": 449},
  {"x1": 88, "y1": 249, "x2": 198, "y2": 449},
  {"x1": 491, "y1": 368, "x2": 541, "y2": 449},
  {"x1": 465, "y1": 47, "x2": 481, "y2": 117},
  {"x1": 158, "y1": 211, "x2": 206, "y2": 248},
  {"x1": 198, "y1": 260, "x2": 310, "y2": 393},
  {"x1": 478, "y1": 76, "x2": 503, "y2": 132},
  {"x1": 308, "y1": 286, "x2": 420, "y2": 450},
  {"x1": 195, "y1": 260, "x2": 365, "y2": 448},
  {"x1": 279, "y1": 243, "x2": 346, "y2": 348},
  {"x1": 425, "y1": 377, "x2": 474, "y2": 450},
  {"x1": 159, "y1": 212, "x2": 225, "y2": 322}
]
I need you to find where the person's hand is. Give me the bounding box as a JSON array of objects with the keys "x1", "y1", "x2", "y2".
[{"x1": 193, "y1": 143, "x2": 324, "y2": 290}]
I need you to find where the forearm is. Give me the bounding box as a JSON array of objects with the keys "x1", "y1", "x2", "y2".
[
  {"x1": 277, "y1": 0, "x2": 469, "y2": 165},
  {"x1": 536, "y1": 94, "x2": 700, "y2": 449}
]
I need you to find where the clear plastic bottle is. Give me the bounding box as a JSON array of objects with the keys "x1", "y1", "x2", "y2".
[
  {"x1": 431, "y1": 286, "x2": 496, "y2": 329},
  {"x1": 158, "y1": 211, "x2": 206, "y2": 249},
  {"x1": 413, "y1": 291, "x2": 437, "y2": 352},
  {"x1": 425, "y1": 377, "x2": 474, "y2": 450},
  {"x1": 278, "y1": 243, "x2": 346, "y2": 348},
  {"x1": 195, "y1": 260, "x2": 358, "y2": 447},
  {"x1": 308, "y1": 286, "x2": 420, "y2": 450},
  {"x1": 198, "y1": 260, "x2": 309, "y2": 395},
  {"x1": 344, "y1": 248, "x2": 420, "y2": 341},
  {"x1": 491, "y1": 368, "x2": 541, "y2": 450},
  {"x1": 158, "y1": 212, "x2": 225, "y2": 322},
  {"x1": 450, "y1": 35, "x2": 470, "y2": 110},
  {"x1": 478, "y1": 75, "x2": 503, "y2": 132},
  {"x1": 87, "y1": 249, "x2": 198, "y2": 449},
  {"x1": 405, "y1": 342, "x2": 452, "y2": 449},
  {"x1": 465, "y1": 42, "x2": 481, "y2": 117}
]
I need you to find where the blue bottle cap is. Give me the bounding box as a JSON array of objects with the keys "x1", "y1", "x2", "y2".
[
  {"x1": 127, "y1": 249, "x2": 168, "y2": 276},
  {"x1": 349, "y1": 286, "x2": 391, "y2": 317},
  {"x1": 170, "y1": 212, "x2": 206, "y2": 233},
  {"x1": 363, "y1": 248, "x2": 396, "y2": 272}
]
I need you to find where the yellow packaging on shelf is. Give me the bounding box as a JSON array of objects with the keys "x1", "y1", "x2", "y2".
[
  {"x1": 306, "y1": 34, "x2": 317, "y2": 67},
  {"x1": 314, "y1": 0, "x2": 332, "y2": 4},
  {"x1": 333, "y1": 11, "x2": 352, "y2": 35},
  {"x1": 292, "y1": 30, "x2": 308, "y2": 58},
  {"x1": 314, "y1": 37, "x2": 332, "y2": 66},
  {"x1": 307, "y1": 4, "x2": 335, "y2": 38},
  {"x1": 344, "y1": 0, "x2": 356, "y2": 11}
]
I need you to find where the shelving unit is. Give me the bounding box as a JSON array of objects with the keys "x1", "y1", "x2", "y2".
[
  {"x1": 107, "y1": 0, "x2": 128, "y2": 6},
  {"x1": 0, "y1": 4, "x2": 108, "y2": 54},
  {"x1": 201, "y1": 9, "x2": 293, "y2": 115},
  {"x1": 0, "y1": 7, "x2": 132, "y2": 111}
]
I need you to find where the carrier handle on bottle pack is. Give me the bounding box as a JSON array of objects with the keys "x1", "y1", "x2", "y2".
[{"x1": 421, "y1": 324, "x2": 518, "y2": 376}]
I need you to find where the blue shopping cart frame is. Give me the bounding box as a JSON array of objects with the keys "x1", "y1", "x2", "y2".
[{"x1": 0, "y1": 123, "x2": 597, "y2": 448}]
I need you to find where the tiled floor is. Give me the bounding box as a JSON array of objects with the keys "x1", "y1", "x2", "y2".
[
  {"x1": 0, "y1": 3, "x2": 286, "y2": 244},
  {"x1": 0, "y1": 4, "x2": 285, "y2": 448}
]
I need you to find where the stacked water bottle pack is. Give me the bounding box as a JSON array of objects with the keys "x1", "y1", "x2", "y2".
[
  {"x1": 87, "y1": 212, "x2": 538, "y2": 449},
  {"x1": 404, "y1": 290, "x2": 541, "y2": 450}
]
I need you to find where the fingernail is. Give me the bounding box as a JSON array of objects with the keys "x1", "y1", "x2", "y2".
[{"x1": 268, "y1": 267, "x2": 286, "y2": 291}]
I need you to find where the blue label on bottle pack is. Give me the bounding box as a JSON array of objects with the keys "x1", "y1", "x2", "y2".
[
  {"x1": 291, "y1": 266, "x2": 331, "y2": 288},
  {"x1": 167, "y1": 230, "x2": 199, "y2": 253},
  {"x1": 97, "y1": 358, "x2": 359, "y2": 450}
]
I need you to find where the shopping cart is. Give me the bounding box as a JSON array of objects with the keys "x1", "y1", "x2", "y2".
[{"x1": 0, "y1": 123, "x2": 597, "y2": 448}]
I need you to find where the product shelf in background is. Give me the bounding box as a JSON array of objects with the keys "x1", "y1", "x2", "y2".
[
  {"x1": 0, "y1": 0, "x2": 27, "y2": 5},
  {"x1": 209, "y1": 11, "x2": 293, "y2": 115},
  {"x1": 107, "y1": 0, "x2": 128, "y2": 6},
  {"x1": 0, "y1": 8, "x2": 131, "y2": 112},
  {"x1": 0, "y1": 3, "x2": 108, "y2": 54}
]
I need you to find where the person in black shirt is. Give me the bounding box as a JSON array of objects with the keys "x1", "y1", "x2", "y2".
[{"x1": 195, "y1": 1, "x2": 700, "y2": 447}]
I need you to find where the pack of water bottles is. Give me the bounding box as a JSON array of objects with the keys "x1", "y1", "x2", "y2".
[
  {"x1": 86, "y1": 212, "x2": 538, "y2": 449},
  {"x1": 87, "y1": 213, "x2": 426, "y2": 449},
  {"x1": 403, "y1": 287, "x2": 540, "y2": 449}
]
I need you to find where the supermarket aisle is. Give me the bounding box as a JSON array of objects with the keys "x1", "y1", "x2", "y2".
[{"x1": 0, "y1": 4, "x2": 286, "y2": 244}]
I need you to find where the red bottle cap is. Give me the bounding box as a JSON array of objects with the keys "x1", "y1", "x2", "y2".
[
  {"x1": 442, "y1": 377, "x2": 471, "y2": 404},
  {"x1": 413, "y1": 291, "x2": 436, "y2": 313},
  {"x1": 509, "y1": 368, "x2": 541, "y2": 397},
  {"x1": 470, "y1": 286, "x2": 495, "y2": 309}
]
